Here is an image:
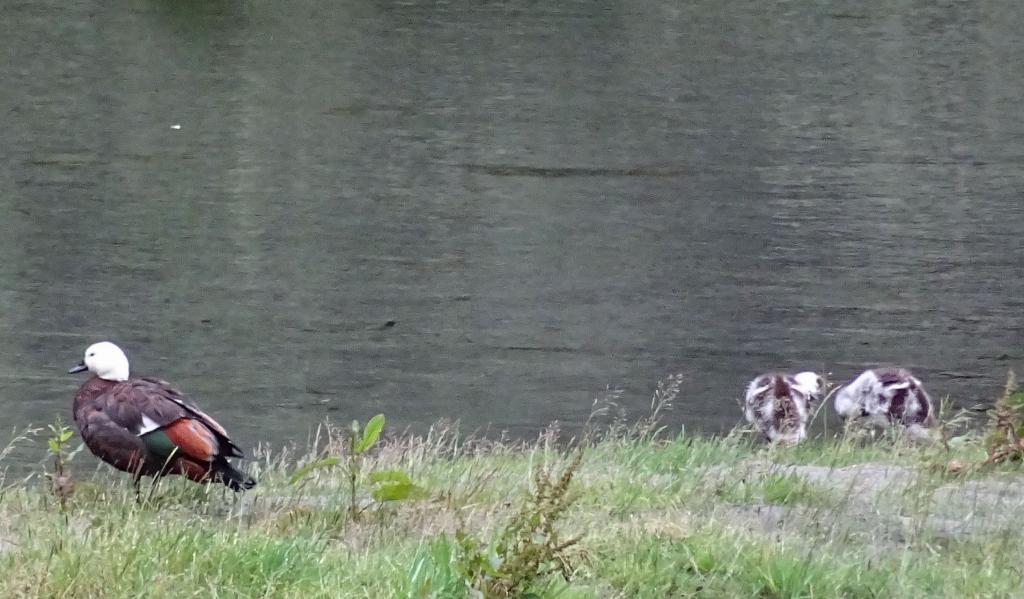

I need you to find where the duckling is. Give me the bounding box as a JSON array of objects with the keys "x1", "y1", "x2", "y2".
[
  {"x1": 834, "y1": 368, "x2": 934, "y2": 439},
  {"x1": 744, "y1": 371, "x2": 824, "y2": 444}
]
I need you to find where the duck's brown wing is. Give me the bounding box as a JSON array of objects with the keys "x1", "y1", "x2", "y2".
[
  {"x1": 74, "y1": 386, "x2": 153, "y2": 474},
  {"x1": 117, "y1": 378, "x2": 246, "y2": 462}
]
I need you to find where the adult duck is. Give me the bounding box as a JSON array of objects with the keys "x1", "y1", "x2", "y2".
[{"x1": 68, "y1": 341, "x2": 255, "y2": 491}]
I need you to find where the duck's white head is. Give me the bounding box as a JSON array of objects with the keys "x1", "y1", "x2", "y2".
[
  {"x1": 793, "y1": 371, "x2": 824, "y2": 397},
  {"x1": 68, "y1": 341, "x2": 130, "y2": 382}
]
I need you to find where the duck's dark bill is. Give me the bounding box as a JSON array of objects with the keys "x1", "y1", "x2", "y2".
[{"x1": 68, "y1": 362, "x2": 87, "y2": 374}]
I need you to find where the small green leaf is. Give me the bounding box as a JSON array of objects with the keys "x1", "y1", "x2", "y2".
[
  {"x1": 60, "y1": 430, "x2": 73, "y2": 442},
  {"x1": 355, "y1": 414, "x2": 385, "y2": 453},
  {"x1": 371, "y1": 482, "x2": 429, "y2": 502},
  {"x1": 367, "y1": 469, "x2": 411, "y2": 485},
  {"x1": 47, "y1": 439, "x2": 60, "y2": 454},
  {"x1": 287, "y1": 457, "x2": 339, "y2": 485}
]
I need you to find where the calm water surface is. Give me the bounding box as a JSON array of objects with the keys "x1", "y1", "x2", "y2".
[{"x1": 1, "y1": 1, "x2": 1023, "y2": 465}]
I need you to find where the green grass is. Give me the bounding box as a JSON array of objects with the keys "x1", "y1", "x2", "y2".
[
  {"x1": 0, "y1": 424, "x2": 1023, "y2": 598},
  {"x1": 590, "y1": 532, "x2": 895, "y2": 599}
]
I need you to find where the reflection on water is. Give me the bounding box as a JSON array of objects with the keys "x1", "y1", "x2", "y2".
[{"x1": 1, "y1": 1, "x2": 1022, "y2": 465}]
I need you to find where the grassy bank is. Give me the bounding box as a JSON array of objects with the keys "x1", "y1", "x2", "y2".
[{"x1": 1, "y1": 412, "x2": 1023, "y2": 599}]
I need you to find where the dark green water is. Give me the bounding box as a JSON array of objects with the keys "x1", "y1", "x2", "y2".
[{"x1": 1, "y1": 1, "x2": 1023, "y2": 464}]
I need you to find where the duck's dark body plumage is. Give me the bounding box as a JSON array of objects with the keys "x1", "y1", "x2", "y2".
[{"x1": 73, "y1": 376, "x2": 255, "y2": 491}]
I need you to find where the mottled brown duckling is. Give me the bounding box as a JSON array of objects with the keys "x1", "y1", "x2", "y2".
[
  {"x1": 744, "y1": 371, "x2": 824, "y2": 445},
  {"x1": 68, "y1": 341, "x2": 255, "y2": 491},
  {"x1": 834, "y1": 368, "x2": 934, "y2": 440}
]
